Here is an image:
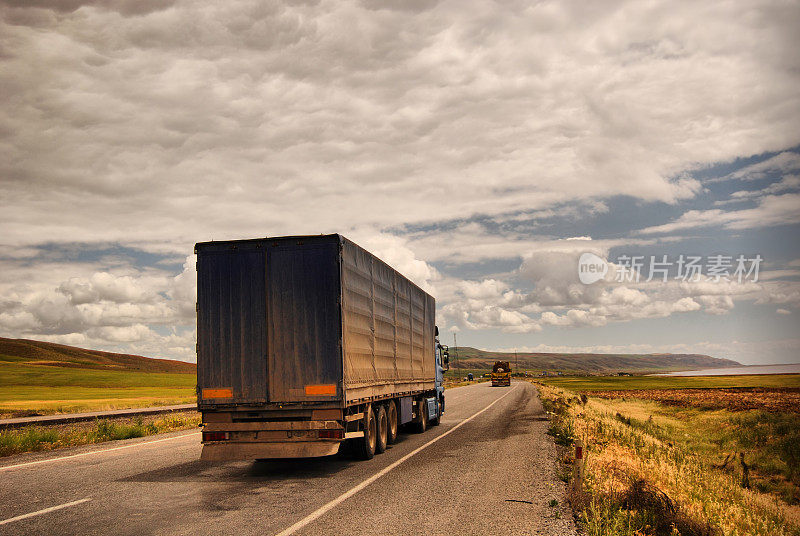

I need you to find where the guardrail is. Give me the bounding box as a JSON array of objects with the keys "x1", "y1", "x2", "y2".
[{"x1": 0, "y1": 404, "x2": 198, "y2": 430}]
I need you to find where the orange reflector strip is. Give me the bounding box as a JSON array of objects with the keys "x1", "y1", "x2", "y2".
[
  {"x1": 305, "y1": 384, "x2": 336, "y2": 396},
  {"x1": 202, "y1": 388, "x2": 233, "y2": 399}
]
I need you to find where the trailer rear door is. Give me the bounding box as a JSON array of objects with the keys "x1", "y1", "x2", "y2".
[
  {"x1": 266, "y1": 239, "x2": 342, "y2": 403},
  {"x1": 197, "y1": 243, "x2": 268, "y2": 404}
]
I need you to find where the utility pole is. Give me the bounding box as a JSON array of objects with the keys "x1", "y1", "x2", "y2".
[
  {"x1": 453, "y1": 333, "x2": 458, "y2": 376},
  {"x1": 514, "y1": 348, "x2": 518, "y2": 375}
]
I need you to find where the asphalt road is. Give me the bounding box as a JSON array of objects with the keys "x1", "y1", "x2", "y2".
[{"x1": 0, "y1": 381, "x2": 576, "y2": 536}]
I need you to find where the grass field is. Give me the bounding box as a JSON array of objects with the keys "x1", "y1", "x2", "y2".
[
  {"x1": 536, "y1": 375, "x2": 800, "y2": 536},
  {"x1": 0, "y1": 361, "x2": 196, "y2": 418}
]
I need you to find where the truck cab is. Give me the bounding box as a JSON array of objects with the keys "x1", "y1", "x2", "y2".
[{"x1": 434, "y1": 334, "x2": 448, "y2": 416}]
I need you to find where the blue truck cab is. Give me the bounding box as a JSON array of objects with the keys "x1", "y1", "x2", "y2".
[{"x1": 423, "y1": 329, "x2": 448, "y2": 423}]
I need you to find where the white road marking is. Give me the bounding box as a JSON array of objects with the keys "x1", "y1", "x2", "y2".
[
  {"x1": 274, "y1": 384, "x2": 520, "y2": 536},
  {"x1": 0, "y1": 498, "x2": 91, "y2": 526},
  {"x1": 0, "y1": 431, "x2": 199, "y2": 472}
]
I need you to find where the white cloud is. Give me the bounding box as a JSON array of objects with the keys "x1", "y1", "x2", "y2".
[
  {"x1": 349, "y1": 232, "x2": 440, "y2": 293},
  {"x1": 540, "y1": 309, "x2": 607, "y2": 328},
  {"x1": 723, "y1": 151, "x2": 800, "y2": 182},
  {"x1": 437, "y1": 240, "x2": 800, "y2": 334},
  {"x1": 59, "y1": 272, "x2": 159, "y2": 305},
  {"x1": 730, "y1": 174, "x2": 800, "y2": 199},
  {"x1": 640, "y1": 193, "x2": 800, "y2": 234},
  {"x1": 458, "y1": 279, "x2": 509, "y2": 300},
  {"x1": 89, "y1": 324, "x2": 155, "y2": 343},
  {"x1": 0, "y1": 254, "x2": 198, "y2": 358},
  {"x1": 776, "y1": 308, "x2": 791, "y2": 315},
  {"x1": 1, "y1": 0, "x2": 799, "y2": 254}
]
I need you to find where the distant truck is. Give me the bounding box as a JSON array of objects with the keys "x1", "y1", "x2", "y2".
[
  {"x1": 491, "y1": 361, "x2": 511, "y2": 386},
  {"x1": 195, "y1": 234, "x2": 449, "y2": 461}
]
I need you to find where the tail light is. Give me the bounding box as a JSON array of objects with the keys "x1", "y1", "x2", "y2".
[
  {"x1": 318, "y1": 429, "x2": 344, "y2": 439},
  {"x1": 202, "y1": 431, "x2": 229, "y2": 442}
]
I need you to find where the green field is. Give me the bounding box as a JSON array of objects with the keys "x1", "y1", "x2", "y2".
[
  {"x1": 0, "y1": 362, "x2": 196, "y2": 417},
  {"x1": 539, "y1": 373, "x2": 800, "y2": 391}
]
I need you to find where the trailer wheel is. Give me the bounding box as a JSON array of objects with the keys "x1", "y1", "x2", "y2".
[
  {"x1": 375, "y1": 405, "x2": 388, "y2": 454},
  {"x1": 386, "y1": 400, "x2": 398, "y2": 444},
  {"x1": 414, "y1": 400, "x2": 428, "y2": 433},
  {"x1": 355, "y1": 405, "x2": 377, "y2": 460}
]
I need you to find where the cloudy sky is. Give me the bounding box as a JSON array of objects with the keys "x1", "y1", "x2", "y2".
[{"x1": 1, "y1": 0, "x2": 799, "y2": 365}]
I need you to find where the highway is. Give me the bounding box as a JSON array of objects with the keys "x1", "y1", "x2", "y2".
[{"x1": 0, "y1": 382, "x2": 576, "y2": 536}]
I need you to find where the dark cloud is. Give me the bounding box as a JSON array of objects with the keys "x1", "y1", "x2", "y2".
[{"x1": 1, "y1": 0, "x2": 177, "y2": 16}]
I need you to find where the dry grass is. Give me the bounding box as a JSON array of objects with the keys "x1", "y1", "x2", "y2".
[
  {"x1": 537, "y1": 382, "x2": 800, "y2": 536},
  {"x1": 588, "y1": 387, "x2": 800, "y2": 413}
]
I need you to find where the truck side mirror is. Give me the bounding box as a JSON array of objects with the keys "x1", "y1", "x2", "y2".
[{"x1": 443, "y1": 352, "x2": 449, "y2": 370}]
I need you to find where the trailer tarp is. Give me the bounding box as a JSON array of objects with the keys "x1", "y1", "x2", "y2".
[{"x1": 341, "y1": 238, "x2": 435, "y2": 402}]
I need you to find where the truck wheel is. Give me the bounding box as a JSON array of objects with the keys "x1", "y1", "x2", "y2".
[
  {"x1": 431, "y1": 395, "x2": 443, "y2": 426},
  {"x1": 414, "y1": 400, "x2": 428, "y2": 433},
  {"x1": 375, "y1": 405, "x2": 388, "y2": 454},
  {"x1": 386, "y1": 400, "x2": 399, "y2": 444},
  {"x1": 430, "y1": 404, "x2": 441, "y2": 426},
  {"x1": 355, "y1": 406, "x2": 377, "y2": 460}
]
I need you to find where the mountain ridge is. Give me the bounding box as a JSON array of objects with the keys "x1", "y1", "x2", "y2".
[{"x1": 447, "y1": 346, "x2": 741, "y2": 373}]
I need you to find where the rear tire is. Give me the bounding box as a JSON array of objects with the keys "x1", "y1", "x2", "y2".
[
  {"x1": 386, "y1": 400, "x2": 399, "y2": 444},
  {"x1": 375, "y1": 405, "x2": 388, "y2": 454},
  {"x1": 414, "y1": 400, "x2": 428, "y2": 433},
  {"x1": 355, "y1": 406, "x2": 377, "y2": 460}
]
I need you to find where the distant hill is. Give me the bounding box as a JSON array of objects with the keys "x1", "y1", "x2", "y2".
[
  {"x1": 0, "y1": 337, "x2": 740, "y2": 376},
  {"x1": 0, "y1": 337, "x2": 196, "y2": 374},
  {"x1": 448, "y1": 347, "x2": 740, "y2": 374}
]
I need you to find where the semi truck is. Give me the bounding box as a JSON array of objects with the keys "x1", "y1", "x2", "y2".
[
  {"x1": 195, "y1": 234, "x2": 449, "y2": 461},
  {"x1": 491, "y1": 361, "x2": 511, "y2": 387}
]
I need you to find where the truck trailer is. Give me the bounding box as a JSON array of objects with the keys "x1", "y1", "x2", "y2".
[
  {"x1": 195, "y1": 234, "x2": 449, "y2": 461},
  {"x1": 491, "y1": 361, "x2": 511, "y2": 387}
]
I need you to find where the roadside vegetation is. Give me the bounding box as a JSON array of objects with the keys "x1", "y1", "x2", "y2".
[
  {"x1": 0, "y1": 411, "x2": 200, "y2": 457},
  {"x1": 536, "y1": 376, "x2": 800, "y2": 536}
]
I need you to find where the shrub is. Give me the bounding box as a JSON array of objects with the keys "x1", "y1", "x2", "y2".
[{"x1": 0, "y1": 427, "x2": 60, "y2": 456}]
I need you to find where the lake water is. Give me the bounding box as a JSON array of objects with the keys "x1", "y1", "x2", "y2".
[{"x1": 655, "y1": 364, "x2": 800, "y2": 376}]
